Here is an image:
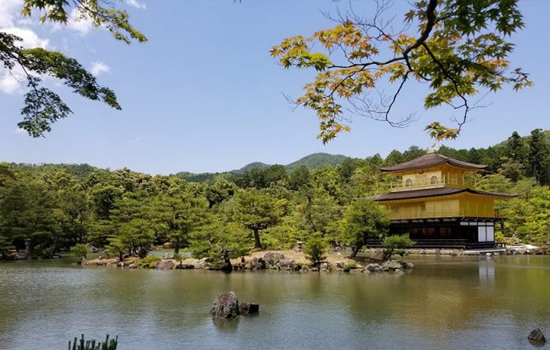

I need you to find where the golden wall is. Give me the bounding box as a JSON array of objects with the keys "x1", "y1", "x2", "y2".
[{"x1": 385, "y1": 195, "x2": 496, "y2": 220}]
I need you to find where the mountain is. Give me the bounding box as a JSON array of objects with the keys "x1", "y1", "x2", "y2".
[
  {"x1": 234, "y1": 162, "x2": 271, "y2": 174},
  {"x1": 285, "y1": 153, "x2": 348, "y2": 171},
  {"x1": 172, "y1": 152, "x2": 350, "y2": 182}
]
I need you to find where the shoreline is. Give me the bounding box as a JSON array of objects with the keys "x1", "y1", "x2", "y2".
[{"x1": 82, "y1": 249, "x2": 415, "y2": 274}]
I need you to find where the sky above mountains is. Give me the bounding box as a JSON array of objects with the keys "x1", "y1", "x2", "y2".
[{"x1": 1, "y1": 1, "x2": 549, "y2": 175}]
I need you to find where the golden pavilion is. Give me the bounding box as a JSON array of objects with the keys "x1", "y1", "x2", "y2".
[{"x1": 371, "y1": 151, "x2": 516, "y2": 249}]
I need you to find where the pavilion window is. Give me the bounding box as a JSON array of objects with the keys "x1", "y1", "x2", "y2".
[{"x1": 430, "y1": 176, "x2": 438, "y2": 184}]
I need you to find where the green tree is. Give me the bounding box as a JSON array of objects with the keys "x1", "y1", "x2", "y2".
[
  {"x1": 189, "y1": 218, "x2": 251, "y2": 271},
  {"x1": 340, "y1": 199, "x2": 390, "y2": 259},
  {"x1": 233, "y1": 190, "x2": 278, "y2": 249},
  {"x1": 271, "y1": 0, "x2": 531, "y2": 142},
  {"x1": 205, "y1": 178, "x2": 237, "y2": 208},
  {"x1": 304, "y1": 234, "x2": 328, "y2": 267},
  {"x1": 505, "y1": 131, "x2": 528, "y2": 163},
  {"x1": 382, "y1": 234, "x2": 415, "y2": 261},
  {"x1": 108, "y1": 193, "x2": 154, "y2": 258},
  {"x1": 0, "y1": 176, "x2": 62, "y2": 257},
  {"x1": 152, "y1": 188, "x2": 208, "y2": 254},
  {"x1": 70, "y1": 243, "x2": 90, "y2": 260},
  {"x1": 1, "y1": 1, "x2": 146, "y2": 137},
  {"x1": 288, "y1": 165, "x2": 311, "y2": 191},
  {"x1": 528, "y1": 129, "x2": 550, "y2": 185},
  {"x1": 0, "y1": 236, "x2": 15, "y2": 260}
]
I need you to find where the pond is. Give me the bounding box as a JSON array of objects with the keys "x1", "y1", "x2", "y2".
[{"x1": 1, "y1": 255, "x2": 549, "y2": 350}]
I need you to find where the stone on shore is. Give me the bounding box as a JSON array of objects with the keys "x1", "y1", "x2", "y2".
[
  {"x1": 528, "y1": 328, "x2": 546, "y2": 344},
  {"x1": 156, "y1": 259, "x2": 176, "y2": 270},
  {"x1": 381, "y1": 260, "x2": 402, "y2": 272},
  {"x1": 263, "y1": 252, "x2": 284, "y2": 269},
  {"x1": 366, "y1": 263, "x2": 382, "y2": 273},
  {"x1": 278, "y1": 258, "x2": 295, "y2": 270}
]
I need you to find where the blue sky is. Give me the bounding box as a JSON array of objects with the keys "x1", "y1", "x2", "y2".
[{"x1": 0, "y1": 0, "x2": 549, "y2": 175}]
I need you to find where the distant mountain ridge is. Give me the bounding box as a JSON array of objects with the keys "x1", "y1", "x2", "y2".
[{"x1": 173, "y1": 152, "x2": 349, "y2": 182}]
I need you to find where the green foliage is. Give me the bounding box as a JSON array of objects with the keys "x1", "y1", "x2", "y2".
[
  {"x1": 136, "y1": 255, "x2": 161, "y2": 268},
  {"x1": 1, "y1": 1, "x2": 146, "y2": 137},
  {"x1": 68, "y1": 334, "x2": 118, "y2": 350},
  {"x1": 382, "y1": 234, "x2": 416, "y2": 261},
  {"x1": 0, "y1": 129, "x2": 549, "y2": 260},
  {"x1": 271, "y1": 0, "x2": 530, "y2": 142},
  {"x1": 340, "y1": 199, "x2": 390, "y2": 258},
  {"x1": 233, "y1": 189, "x2": 278, "y2": 249},
  {"x1": 70, "y1": 244, "x2": 90, "y2": 259},
  {"x1": 0, "y1": 236, "x2": 15, "y2": 260},
  {"x1": 343, "y1": 261, "x2": 357, "y2": 273},
  {"x1": 189, "y1": 219, "x2": 251, "y2": 271},
  {"x1": 304, "y1": 235, "x2": 328, "y2": 267}
]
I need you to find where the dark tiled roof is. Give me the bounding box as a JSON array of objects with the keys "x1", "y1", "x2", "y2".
[
  {"x1": 369, "y1": 187, "x2": 517, "y2": 202},
  {"x1": 379, "y1": 153, "x2": 487, "y2": 172}
]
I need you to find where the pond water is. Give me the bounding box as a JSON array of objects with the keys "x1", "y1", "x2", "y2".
[{"x1": 1, "y1": 255, "x2": 549, "y2": 350}]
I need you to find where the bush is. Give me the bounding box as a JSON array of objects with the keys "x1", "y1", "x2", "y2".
[
  {"x1": 68, "y1": 334, "x2": 118, "y2": 350},
  {"x1": 305, "y1": 235, "x2": 328, "y2": 267},
  {"x1": 343, "y1": 261, "x2": 357, "y2": 272},
  {"x1": 136, "y1": 255, "x2": 161, "y2": 268},
  {"x1": 172, "y1": 253, "x2": 184, "y2": 262},
  {"x1": 70, "y1": 244, "x2": 90, "y2": 259},
  {"x1": 382, "y1": 234, "x2": 415, "y2": 261}
]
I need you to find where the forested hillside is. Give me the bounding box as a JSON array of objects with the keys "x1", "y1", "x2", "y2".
[
  {"x1": 1, "y1": 129, "x2": 549, "y2": 265},
  {"x1": 173, "y1": 152, "x2": 349, "y2": 182}
]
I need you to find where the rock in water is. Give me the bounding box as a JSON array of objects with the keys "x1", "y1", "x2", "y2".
[
  {"x1": 239, "y1": 302, "x2": 260, "y2": 316},
  {"x1": 528, "y1": 328, "x2": 546, "y2": 344},
  {"x1": 211, "y1": 292, "x2": 240, "y2": 319}
]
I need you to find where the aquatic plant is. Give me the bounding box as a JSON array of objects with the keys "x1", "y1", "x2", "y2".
[{"x1": 68, "y1": 334, "x2": 118, "y2": 350}]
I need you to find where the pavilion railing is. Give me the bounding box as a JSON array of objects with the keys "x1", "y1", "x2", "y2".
[{"x1": 390, "y1": 177, "x2": 473, "y2": 192}]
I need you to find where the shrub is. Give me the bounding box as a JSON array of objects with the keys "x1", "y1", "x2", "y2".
[
  {"x1": 305, "y1": 235, "x2": 328, "y2": 267},
  {"x1": 136, "y1": 255, "x2": 161, "y2": 268},
  {"x1": 70, "y1": 244, "x2": 90, "y2": 260},
  {"x1": 68, "y1": 334, "x2": 118, "y2": 350},
  {"x1": 382, "y1": 234, "x2": 415, "y2": 261},
  {"x1": 343, "y1": 261, "x2": 357, "y2": 272},
  {"x1": 173, "y1": 253, "x2": 184, "y2": 262}
]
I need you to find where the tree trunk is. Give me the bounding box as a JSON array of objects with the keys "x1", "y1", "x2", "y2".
[
  {"x1": 383, "y1": 248, "x2": 394, "y2": 261},
  {"x1": 221, "y1": 250, "x2": 232, "y2": 273},
  {"x1": 174, "y1": 239, "x2": 180, "y2": 254},
  {"x1": 253, "y1": 228, "x2": 261, "y2": 249},
  {"x1": 348, "y1": 246, "x2": 360, "y2": 259}
]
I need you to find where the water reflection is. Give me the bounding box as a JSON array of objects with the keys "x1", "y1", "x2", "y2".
[
  {"x1": 1, "y1": 257, "x2": 550, "y2": 350},
  {"x1": 212, "y1": 317, "x2": 240, "y2": 333}
]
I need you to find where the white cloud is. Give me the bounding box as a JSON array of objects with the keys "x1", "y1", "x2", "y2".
[
  {"x1": 15, "y1": 127, "x2": 26, "y2": 134},
  {"x1": 0, "y1": 74, "x2": 22, "y2": 94},
  {"x1": 0, "y1": 0, "x2": 23, "y2": 28},
  {"x1": 90, "y1": 61, "x2": 111, "y2": 77},
  {"x1": 0, "y1": 64, "x2": 26, "y2": 94},
  {"x1": 65, "y1": 8, "x2": 94, "y2": 35},
  {"x1": 2, "y1": 27, "x2": 49, "y2": 48},
  {"x1": 126, "y1": 0, "x2": 146, "y2": 9}
]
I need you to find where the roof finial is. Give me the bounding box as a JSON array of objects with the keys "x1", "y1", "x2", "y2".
[{"x1": 427, "y1": 143, "x2": 437, "y2": 154}]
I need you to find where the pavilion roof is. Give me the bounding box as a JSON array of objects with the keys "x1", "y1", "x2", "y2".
[
  {"x1": 369, "y1": 187, "x2": 517, "y2": 202},
  {"x1": 379, "y1": 153, "x2": 486, "y2": 173}
]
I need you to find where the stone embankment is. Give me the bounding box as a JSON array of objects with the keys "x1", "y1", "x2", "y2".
[
  {"x1": 82, "y1": 250, "x2": 414, "y2": 274},
  {"x1": 362, "y1": 245, "x2": 549, "y2": 257}
]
